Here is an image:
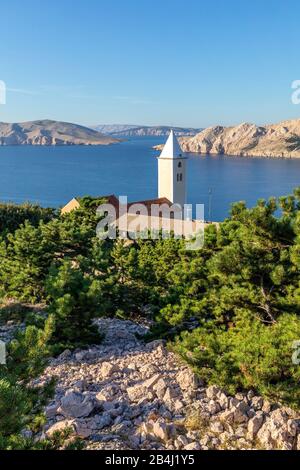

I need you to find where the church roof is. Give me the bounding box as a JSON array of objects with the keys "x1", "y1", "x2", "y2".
[
  {"x1": 159, "y1": 129, "x2": 183, "y2": 159},
  {"x1": 128, "y1": 197, "x2": 174, "y2": 213},
  {"x1": 61, "y1": 195, "x2": 175, "y2": 217}
]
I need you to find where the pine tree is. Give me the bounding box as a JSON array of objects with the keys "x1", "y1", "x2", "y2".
[
  {"x1": 46, "y1": 260, "x2": 103, "y2": 354},
  {"x1": 0, "y1": 317, "x2": 55, "y2": 449}
]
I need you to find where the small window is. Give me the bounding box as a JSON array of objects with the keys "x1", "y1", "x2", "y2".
[{"x1": 178, "y1": 162, "x2": 182, "y2": 168}]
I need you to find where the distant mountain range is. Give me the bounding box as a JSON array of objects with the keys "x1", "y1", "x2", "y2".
[
  {"x1": 178, "y1": 119, "x2": 300, "y2": 158},
  {"x1": 92, "y1": 124, "x2": 202, "y2": 137},
  {"x1": 92, "y1": 124, "x2": 141, "y2": 135},
  {"x1": 155, "y1": 119, "x2": 300, "y2": 158},
  {"x1": 3, "y1": 118, "x2": 300, "y2": 157},
  {"x1": 0, "y1": 120, "x2": 120, "y2": 146}
]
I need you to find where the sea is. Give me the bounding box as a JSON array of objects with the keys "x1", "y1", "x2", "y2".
[{"x1": 0, "y1": 136, "x2": 300, "y2": 221}]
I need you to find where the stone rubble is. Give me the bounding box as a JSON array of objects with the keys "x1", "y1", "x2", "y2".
[
  {"x1": 19, "y1": 318, "x2": 300, "y2": 450},
  {"x1": 0, "y1": 321, "x2": 25, "y2": 343}
]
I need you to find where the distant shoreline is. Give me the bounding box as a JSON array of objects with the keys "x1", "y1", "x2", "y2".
[
  {"x1": 0, "y1": 142, "x2": 121, "y2": 147},
  {"x1": 153, "y1": 144, "x2": 299, "y2": 159}
]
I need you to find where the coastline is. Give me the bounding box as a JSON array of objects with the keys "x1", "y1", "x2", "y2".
[{"x1": 153, "y1": 144, "x2": 300, "y2": 159}]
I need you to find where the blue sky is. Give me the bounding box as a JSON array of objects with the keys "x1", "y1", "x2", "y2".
[{"x1": 0, "y1": 0, "x2": 299, "y2": 127}]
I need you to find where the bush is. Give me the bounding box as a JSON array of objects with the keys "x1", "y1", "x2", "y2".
[
  {"x1": 0, "y1": 222, "x2": 57, "y2": 302},
  {"x1": 0, "y1": 200, "x2": 107, "y2": 303},
  {"x1": 0, "y1": 202, "x2": 55, "y2": 236},
  {"x1": 173, "y1": 312, "x2": 300, "y2": 408},
  {"x1": 0, "y1": 317, "x2": 55, "y2": 449},
  {"x1": 46, "y1": 260, "x2": 104, "y2": 354},
  {"x1": 0, "y1": 314, "x2": 85, "y2": 449},
  {"x1": 157, "y1": 190, "x2": 300, "y2": 408}
]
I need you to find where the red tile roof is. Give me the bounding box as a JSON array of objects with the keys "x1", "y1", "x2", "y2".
[
  {"x1": 67, "y1": 195, "x2": 176, "y2": 218},
  {"x1": 93, "y1": 195, "x2": 176, "y2": 218}
]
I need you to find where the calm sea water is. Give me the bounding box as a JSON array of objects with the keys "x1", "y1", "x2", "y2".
[{"x1": 0, "y1": 136, "x2": 300, "y2": 221}]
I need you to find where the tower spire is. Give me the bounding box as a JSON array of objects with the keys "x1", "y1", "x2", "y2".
[{"x1": 159, "y1": 129, "x2": 183, "y2": 159}]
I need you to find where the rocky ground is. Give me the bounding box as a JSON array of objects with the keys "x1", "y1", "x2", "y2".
[
  {"x1": 0, "y1": 320, "x2": 24, "y2": 343},
  {"x1": 29, "y1": 318, "x2": 300, "y2": 450}
]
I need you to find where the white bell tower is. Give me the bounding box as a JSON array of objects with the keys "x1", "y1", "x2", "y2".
[{"x1": 158, "y1": 130, "x2": 187, "y2": 209}]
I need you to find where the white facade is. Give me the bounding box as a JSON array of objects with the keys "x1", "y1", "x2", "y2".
[{"x1": 158, "y1": 130, "x2": 187, "y2": 209}]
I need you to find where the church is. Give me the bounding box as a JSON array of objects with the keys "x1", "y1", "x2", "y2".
[{"x1": 61, "y1": 131, "x2": 205, "y2": 238}]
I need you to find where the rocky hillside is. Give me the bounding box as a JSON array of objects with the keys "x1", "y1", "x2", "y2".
[
  {"x1": 92, "y1": 124, "x2": 141, "y2": 135},
  {"x1": 0, "y1": 120, "x2": 120, "y2": 146},
  {"x1": 21, "y1": 318, "x2": 299, "y2": 451},
  {"x1": 178, "y1": 119, "x2": 300, "y2": 158},
  {"x1": 93, "y1": 125, "x2": 201, "y2": 137}
]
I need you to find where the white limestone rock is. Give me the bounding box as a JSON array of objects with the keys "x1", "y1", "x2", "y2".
[
  {"x1": 60, "y1": 391, "x2": 95, "y2": 418},
  {"x1": 251, "y1": 396, "x2": 264, "y2": 411},
  {"x1": 73, "y1": 419, "x2": 93, "y2": 438},
  {"x1": 247, "y1": 412, "x2": 264, "y2": 440},
  {"x1": 93, "y1": 412, "x2": 112, "y2": 430},
  {"x1": 143, "y1": 373, "x2": 161, "y2": 390},
  {"x1": 127, "y1": 384, "x2": 147, "y2": 402},
  {"x1": 176, "y1": 369, "x2": 198, "y2": 391},
  {"x1": 46, "y1": 420, "x2": 75, "y2": 437},
  {"x1": 100, "y1": 362, "x2": 119, "y2": 378},
  {"x1": 152, "y1": 421, "x2": 169, "y2": 441},
  {"x1": 45, "y1": 403, "x2": 59, "y2": 418},
  {"x1": 210, "y1": 421, "x2": 224, "y2": 434},
  {"x1": 206, "y1": 385, "x2": 222, "y2": 400},
  {"x1": 153, "y1": 378, "x2": 168, "y2": 399},
  {"x1": 163, "y1": 387, "x2": 178, "y2": 403},
  {"x1": 183, "y1": 442, "x2": 201, "y2": 450}
]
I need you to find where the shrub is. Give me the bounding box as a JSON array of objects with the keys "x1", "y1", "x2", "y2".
[
  {"x1": 0, "y1": 202, "x2": 55, "y2": 236},
  {"x1": 173, "y1": 312, "x2": 300, "y2": 408},
  {"x1": 0, "y1": 200, "x2": 107, "y2": 303},
  {"x1": 46, "y1": 260, "x2": 104, "y2": 354},
  {"x1": 0, "y1": 317, "x2": 55, "y2": 449},
  {"x1": 0, "y1": 222, "x2": 57, "y2": 302}
]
